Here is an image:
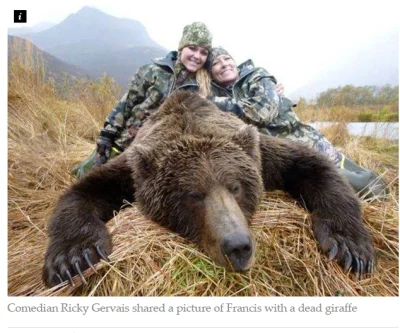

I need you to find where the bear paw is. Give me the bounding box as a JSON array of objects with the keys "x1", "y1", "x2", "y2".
[
  {"x1": 312, "y1": 218, "x2": 374, "y2": 278},
  {"x1": 42, "y1": 228, "x2": 111, "y2": 287}
]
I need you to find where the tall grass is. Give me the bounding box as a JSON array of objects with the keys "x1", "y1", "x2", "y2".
[
  {"x1": 7, "y1": 42, "x2": 399, "y2": 296},
  {"x1": 8, "y1": 37, "x2": 120, "y2": 240}
]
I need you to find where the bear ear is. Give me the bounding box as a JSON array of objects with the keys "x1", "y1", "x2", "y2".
[
  {"x1": 232, "y1": 125, "x2": 260, "y2": 160},
  {"x1": 132, "y1": 144, "x2": 157, "y2": 178}
]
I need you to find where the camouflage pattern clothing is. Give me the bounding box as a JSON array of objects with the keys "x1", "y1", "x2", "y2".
[
  {"x1": 178, "y1": 22, "x2": 212, "y2": 51},
  {"x1": 210, "y1": 59, "x2": 342, "y2": 166},
  {"x1": 260, "y1": 98, "x2": 343, "y2": 166},
  {"x1": 73, "y1": 22, "x2": 213, "y2": 180},
  {"x1": 102, "y1": 51, "x2": 200, "y2": 150},
  {"x1": 209, "y1": 59, "x2": 280, "y2": 125},
  {"x1": 100, "y1": 21, "x2": 212, "y2": 151}
]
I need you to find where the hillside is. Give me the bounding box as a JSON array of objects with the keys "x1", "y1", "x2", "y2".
[{"x1": 8, "y1": 35, "x2": 89, "y2": 82}]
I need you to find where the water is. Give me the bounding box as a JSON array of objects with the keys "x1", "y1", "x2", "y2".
[{"x1": 310, "y1": 122, "x2": 399, "y2": 141}]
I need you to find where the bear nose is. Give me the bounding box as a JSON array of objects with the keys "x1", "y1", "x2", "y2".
[{"x1": 221, "y1": 232, "x2": 253, "y2": 271}]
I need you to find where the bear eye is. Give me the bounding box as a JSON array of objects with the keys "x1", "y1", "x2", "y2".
[
  {"x1": 230, "y1": 183, "x2": 241, "y2": 195},
  {"x1": 187, "y1": 191, "x2": 205, "y2": 201}
]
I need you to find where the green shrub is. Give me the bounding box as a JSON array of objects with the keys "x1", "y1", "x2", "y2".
[
  {"x1": 383, "y1": 112, "x2": 399, "y2": 122},
  {"x1": 357, "y1": 112, "x2": 374, "y2": 122}
]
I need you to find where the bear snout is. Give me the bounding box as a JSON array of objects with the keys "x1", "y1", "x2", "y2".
[{"x1": 221, "y1": 232, "x2": 254, "y2": 272}]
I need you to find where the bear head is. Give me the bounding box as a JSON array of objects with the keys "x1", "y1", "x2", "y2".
[{"x1": 130, "y1": 125, "x2": 264, "y2": 272}]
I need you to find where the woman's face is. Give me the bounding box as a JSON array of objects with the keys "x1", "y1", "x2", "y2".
[
  {"x1": 180, "y1": 45, "x2": 209, "y2": 72},
  {"x1": 211, "y1": 54, "x2": 239, "y2": 87}
]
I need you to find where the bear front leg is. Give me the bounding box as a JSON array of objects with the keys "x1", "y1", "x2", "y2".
[
  {"x1": 42, "y1": 154, "x2": 134, "y2": 287},
  {"x1": 259, "y1": 135, "x2": 374, "y2": 277}
]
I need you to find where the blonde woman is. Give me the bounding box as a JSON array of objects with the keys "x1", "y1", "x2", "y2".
[{"x1": 74, "y1": 22, "x2": 213, "y2": 178}]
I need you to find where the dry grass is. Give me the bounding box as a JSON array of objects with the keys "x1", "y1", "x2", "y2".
[
  {"x1": 7, "y1": 47, "x2": 399, "y2": 297},
  {"x1": 8, "y1": 192, "x2": 399, "y2": 297}
]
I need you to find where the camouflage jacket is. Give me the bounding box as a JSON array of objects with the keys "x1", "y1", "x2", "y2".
[
  {"x1": 209, "y1": 59, "x2": 281, "y2": 126},
  {"x1": 210, "y1": 59, "x2": 306, "y2": 132},
  {"x1": 102, "y1": 51, "x2": 200, "y2": 149},
  {"x1": 209, "y1": 60, "x2": 342, "y2": 164},
  {"x1": 209, "y1": 60, "x2": 341, "y2": 164}
]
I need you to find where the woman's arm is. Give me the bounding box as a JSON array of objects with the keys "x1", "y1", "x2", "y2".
[{"x1": 210, "y1": 69, "x2": 281, "y2": 126}]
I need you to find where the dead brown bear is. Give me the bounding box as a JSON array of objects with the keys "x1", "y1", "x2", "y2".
[{"x1": 42, "y1": 91, "x2": 374, "y2": 287}]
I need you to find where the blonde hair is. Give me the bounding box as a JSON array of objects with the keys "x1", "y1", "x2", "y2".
[{"x1": 196, "y1": 68, "x2": 212, "y2": 97}]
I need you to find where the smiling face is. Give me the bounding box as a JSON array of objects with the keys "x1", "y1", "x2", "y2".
[
  {"x1": 180, "y1": 45, "x2": 209, "y2": 73},
  {"x1": 211, "y1": 54, "x2": 239, "y2": 87}
]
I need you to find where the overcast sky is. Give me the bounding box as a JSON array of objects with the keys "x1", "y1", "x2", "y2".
[{"x1": 5, "y1": 0, "x2": 400, "y2": 94}]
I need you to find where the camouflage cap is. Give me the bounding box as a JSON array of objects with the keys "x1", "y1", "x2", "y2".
[
  {"x1": 178, "y1": 22, "x2": 212, "y2": 51},
  {"x1": 207, "y1": 47, "x2": 232, "y2": 70}
]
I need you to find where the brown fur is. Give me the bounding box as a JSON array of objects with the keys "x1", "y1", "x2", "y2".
[{"x1": 42, "y1": 91, "x2": 374, "y2": 287}]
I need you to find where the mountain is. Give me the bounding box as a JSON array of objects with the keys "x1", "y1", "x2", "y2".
[
  {"x1": 8, "y1": 22, "x2": 55, "y2": 36},
  {"x1": 8, "y1": 35, "x2": 90, "y2": 82},
  {"x1": 291, "y1": 29, "x2": 399, "y2": 100},
  {"x1": 14, "y1": 6, "x2": 168, "y2": 88},
  {"x1": 81, "y1": 46, "x2": 171, "y2": 87}
]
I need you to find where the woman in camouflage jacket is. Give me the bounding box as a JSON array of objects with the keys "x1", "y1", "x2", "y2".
[
  {"x1": 73, "y1": 22, "x2": 213, "y2": 178},
  {"x1": 207, "y1": 47, "x2": 386, "y2": 200},
  {"x1": 208, "y1": 47, "x2": 342, "y2": 165}
]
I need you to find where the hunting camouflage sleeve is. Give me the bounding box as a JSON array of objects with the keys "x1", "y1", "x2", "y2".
[
  {"x1": 102, "y1": 93, "x2": 129, "y2": 137},
  {"x1": 127, "y1": 86, "x2": 164, "y2": 129},
  {"x1": 208, "y1": 96, "x2": 245, "y2": 118},
  {"x1": 210, "y1": 70, "x2": 280, "y2": 127},
  {"x1": 243, "y1": 72, "x2": 280, "y2": 126},
  {"x1": 102, "y1": 65, "x2": 154, "y2": 136}
]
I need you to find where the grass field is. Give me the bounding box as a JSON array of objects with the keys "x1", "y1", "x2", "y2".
[{"x1": 7, "y1": 50, "x2": 399, "y2": 297}]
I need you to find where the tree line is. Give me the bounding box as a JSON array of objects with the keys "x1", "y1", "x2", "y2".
[{"x1": 313, "y1": 85, "x2": 398, "y2": 107}]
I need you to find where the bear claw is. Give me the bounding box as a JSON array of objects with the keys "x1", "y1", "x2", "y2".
[
  {"x1": 56, "y1": 274, "x2": 64, "y2": 285},
  {"x1": 84, "y1": 250, "x2": 98, "y2": 273},
  {"x1": 65, "y1": 269, "x2": 75, "y2": 286},
  {"x1": 74, "y1": 262, "x2": 88, "y2": 285},
  {"x1": 353, "y1": 258, "x2": 360, "y2": 278},
  {"x1": 367, "y1": 259, "x2": 373, "y2": 275},
  {"x1": 314, "y1": 220, "x2": 374, "y2": 278},
  {"x1": 323, "y1": 238, "x2": 374, "y2": 279},
  {"x1": 343, "y1": 250, "x2": 352, "y2": 271},
  {"x1": 358, "y1": 259, "x2": 364, "y2": 277},
  {"x1": 328, "y1": 244, "x2": 338, "y2": 261},
  {"x1": 44, "y1": 242, "x2": 111, "y2": 287},
  {"x1": 96, "y1": 245, "x2": 110, "y2": 262},
  {"x1": 54, "y1": 245, "x2": 109, "y2": 286},
  {"x1": 338, "y1": 252, "x2": 374, "y2": 279}
]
